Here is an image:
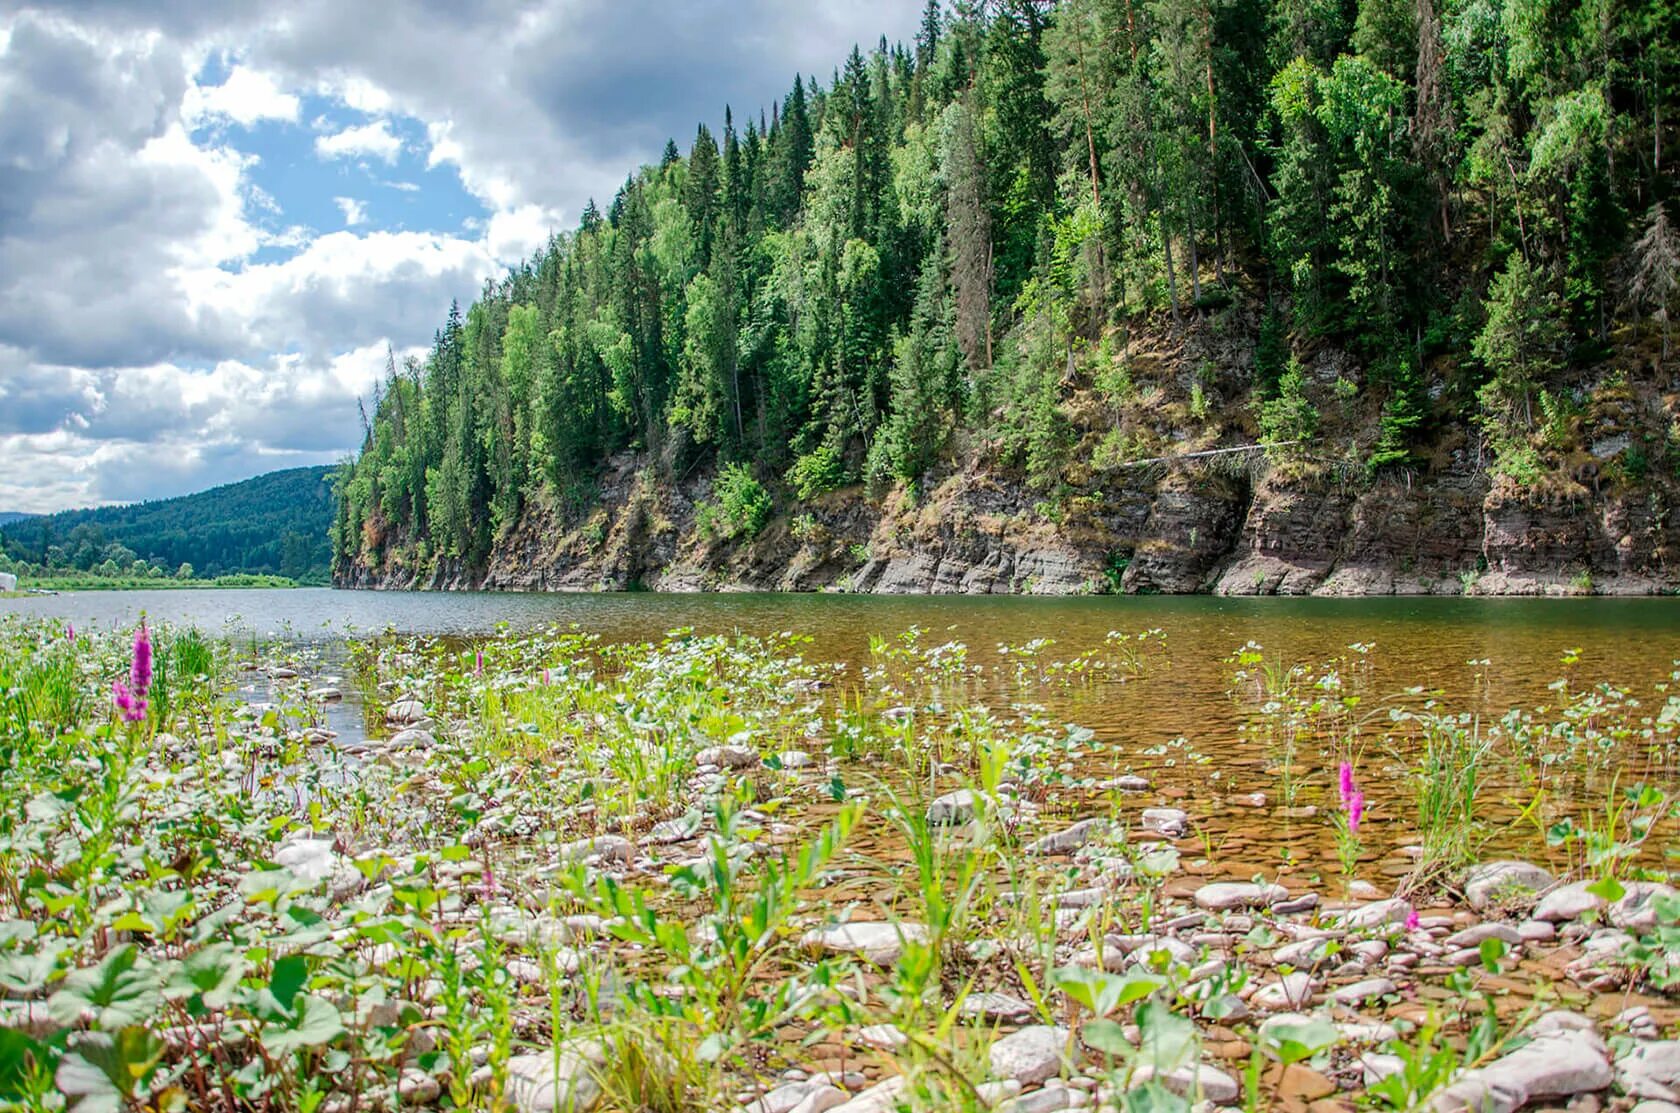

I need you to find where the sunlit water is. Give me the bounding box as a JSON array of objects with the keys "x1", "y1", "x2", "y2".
[{"x1": 7, "y1": 588, "x2": 1679, "y2": 882}]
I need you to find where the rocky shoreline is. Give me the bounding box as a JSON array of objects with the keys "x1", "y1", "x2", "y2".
[{"x1": 337, "y1": 450, "x2": 1680, "y2": 597}]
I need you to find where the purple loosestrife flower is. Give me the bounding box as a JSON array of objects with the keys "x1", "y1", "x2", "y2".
[
  {"x1": 67, "y1": 623, "x2": 75, "y2": 642},
  {"x1": 1404, "y1": 908, "x2": 1421, "y2": 931},
  {"x1": 113, "y1": 680, "x2": 147, "y2": 723},
  {"x1": 475, "y1": 649, "x2": 483, "y2": 677},
  {"x1": 1338, "y1": 761, "x2": 1355, "y2": 806},
  {"x1": 1347, "y1": 790, "x2": 1365, "y2": 833},
  {"x1": 131, "y1": 622, "x2": 153, "y2": 698}
]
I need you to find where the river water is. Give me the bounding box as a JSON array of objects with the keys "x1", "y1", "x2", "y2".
[{"x1": 6, "y1": 588, "x2": 1678, "y2": 878}]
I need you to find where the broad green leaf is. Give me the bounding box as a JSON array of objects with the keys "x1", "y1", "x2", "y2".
[
  {"x1": 47, "y1": 945, "x2": 159, "y2": 1030},
  {"x1": 1586, "y1": 876, "x2": 1625, "y2": 904}
]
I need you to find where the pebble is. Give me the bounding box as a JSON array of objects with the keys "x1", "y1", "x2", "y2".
[
  {"x1": 990, "y1": 1026, "x2": 1073, "y2": 1085},
  {"x1": 695, "y1": 744, "x2": 759, "y2": 769},
  {"x1": 1444, "y1": 922, "x2": 1522, "y2": 949},
  {"x1": 828, "y1": 1077, "x2": 906, "y2": 1113},
  {"x1": 1195, "y1": 882, "x2": 1287, "y2": 912},
  {"x1": 802, "y1": 921, "x2": 929, "y2": 965},
  {"x1": 1330, "y1": 977, "x2": 1396, "y2": 1005},
  {"x1": 1339, "y1": 898, "x2": 1413, "y2": 929},
  {"x1": 1534, "y1": 881, "x2": 1605, "y2": 923},
  {"x1": 927, "y1": 789, "x2": 981, "y2": 825},
  {"x1": 1140, "y1": 808, "x2": 1189, "y2": 837},
  {"x1": 1129, "y1": 1064, "x2": 1240, "y2": 1104},
  {"x1": 1463, "y1": 861, "x2": 1554, "y2": 911},
  {"x1": 1617, "y1": 1042, "x2": 1680, "y2": 1101},
  {"x1": 1251, "y1": 973, "x2": 1315, "y2": 1010},
  {"x1": 398, "y1": 1069, "x2": 439, "y2": 1106},
  {"x1": 959, "y1": 992, "x2": 1038, "y2": 1024},
  {"x1": 1027, "y1": 818, "x2": 1110, "y2": 855},
  {"x1": 1609, "y1": 883, "x2": 1679, "y2": 933}
]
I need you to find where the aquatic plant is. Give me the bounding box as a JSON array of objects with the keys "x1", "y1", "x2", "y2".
[{"x1": 1331, "y1": 761, "x2": 1366, "y2": 890}]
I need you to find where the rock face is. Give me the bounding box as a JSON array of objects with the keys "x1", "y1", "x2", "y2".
[{"x1": 336, "y1": 403, "x2": 1680, "y2": 597}]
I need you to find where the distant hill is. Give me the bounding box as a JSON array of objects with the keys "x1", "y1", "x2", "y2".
[
  {"x1": 0, "y1": 512, "x2": 35, "y2": 527},
  {"x1": 0, "y1": 466, "x2": 335, "y2": 581}
]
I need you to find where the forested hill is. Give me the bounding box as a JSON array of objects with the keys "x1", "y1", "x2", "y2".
[
  {"x1": 335, "y1": 0, "x2": 1680, "y2": 597},
  {"x1": 2, "y1": 467, "x2": 335, "y2": 582}
]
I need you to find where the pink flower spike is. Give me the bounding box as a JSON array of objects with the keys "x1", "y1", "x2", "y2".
[
  {"x1": 130, "y1": 622, "x2": 152, "y2": 697},
  {"x1": 1404, "y1": 908, "x2": 1421, "y2": 931},
  {"x1": 475, "y1": 649, "x2": 483, "y2": 676},
  {"x1": 541, "y1": 668, "x2": 551, "y2": 686},
  {"x1": 66, "y1": 623, "x2": 75, "y2": 642},
  {"x1": 1347, "y1": 790, "x2": 1365, "y2": 833},
  {"x1": 1338, "y1": 762, "x2": 1355, "y2": 805}
]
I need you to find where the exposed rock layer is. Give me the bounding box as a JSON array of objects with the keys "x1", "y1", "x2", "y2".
[{"x1": 338, "y1": 446, "x2": 1680, "y2": 595}]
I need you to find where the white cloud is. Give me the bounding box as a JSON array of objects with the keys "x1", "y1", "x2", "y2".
[
  {"x1": 185, "y1": 63, "x2": 299, "y2": 125},
  {"x1": 314, "y1": 119, "x2": 402, "y2": 162},
  {"x1": 0, "y1": 0, "x2": 923, "y2": 511},
  {"x1": 333, "y1": 195, "x2": 366, "y2": 226}
]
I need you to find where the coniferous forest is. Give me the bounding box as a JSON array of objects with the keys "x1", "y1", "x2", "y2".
[{"x1": 334, "y1": 0, "x2": 1680, "y2": 595}]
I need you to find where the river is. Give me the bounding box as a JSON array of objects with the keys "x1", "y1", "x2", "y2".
[{"x1": 6, "y1": 587, "x2": 1678, "y2": 875}]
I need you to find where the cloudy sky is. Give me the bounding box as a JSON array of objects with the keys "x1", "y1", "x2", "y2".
[{"x1": 0, "y1": 2, "x2": 919, "y2": 513}]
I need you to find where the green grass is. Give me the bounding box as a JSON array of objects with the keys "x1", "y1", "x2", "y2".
[{"x1": 15, "y1": 572, "x2": 300, "y2": 591}]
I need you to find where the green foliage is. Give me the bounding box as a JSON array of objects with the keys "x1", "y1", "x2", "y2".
[
  {"x1": 786, "y1": 446, "x2": 846, "y2": 501},
  {"x1": 1256, "y1": 359, "x2": 1319, "y2": 456},
  {"x1": 704, "y1": 463, "x2": 772, "y2": 541},
  {"x1": 1, "y1": 467, "x2": 332, "y2": 582},
  {"x1": 330, "y1": 0, "x2": 1678, "y2": 569}
]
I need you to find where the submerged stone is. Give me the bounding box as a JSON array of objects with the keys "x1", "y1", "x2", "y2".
[{"x1": 1464, "y1": 861, "x2": 1554, "y2": 911}]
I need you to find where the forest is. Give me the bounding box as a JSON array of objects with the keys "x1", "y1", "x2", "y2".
[
  {"x1": 333, "y1": 0, "x2": 1679, "y2": 582},
  {"x1": 1, "y1": 466, "x2": 335, "y2": 582}
]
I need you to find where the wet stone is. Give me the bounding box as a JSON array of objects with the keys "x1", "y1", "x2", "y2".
[
  {"x1": 1141, "y1": 808, "x2": 1189, "y2": 837},
  {"x1": 1195, "y1": 882, "x2": 1287, "y2": 911},
  {"x1": 1027, "y1": 818, "x2": 1110, "y2": 856},
  {"x1": 1464, "y1": 861, "x2": 1554, "y2": 911}
]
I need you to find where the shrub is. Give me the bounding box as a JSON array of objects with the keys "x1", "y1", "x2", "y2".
[
  {"x1": 1257, "y1": 358, "x2": 1319, "y2": 457},
  {"x1": 710, "y1": 463, "x2": 771, "y2": 540},
  {"x1": 785, "y1": 446, "x2": 844, "y2": 500}
]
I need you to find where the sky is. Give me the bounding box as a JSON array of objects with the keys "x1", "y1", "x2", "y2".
[{"x1": 0, "y1": 1, "x2": 921, "y2": 514}]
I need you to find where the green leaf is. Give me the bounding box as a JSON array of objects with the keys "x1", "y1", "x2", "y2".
[
  {"x1": 1081, "y1": 1018, "x2": 1134, "y2": 1057},
  {"x1": 0, "y1": 1028, "x2": 60, "y2": 1101},
  {"x1": 1258, "y1": 1015, "x2": 1338, "y2": 1066},
  {"x1": 268, "y1": 955, "x2": 308, "y2": 1010},
  {"x1": 55, "y1": 1029, "x2": 163, "y2": 1112},
  {"x1": 1586, "y1": 876, "x2": 1625, "y2": 904},
  {"x1": 261, "y1": 995, "x2": 345, "y2": 1055},
  {"x1": 1478, "y1": 937, "x2": 1508, "y2": 972},
  {"x1": 48, "y1": 945, "x2": 159, "y2": 1030}
]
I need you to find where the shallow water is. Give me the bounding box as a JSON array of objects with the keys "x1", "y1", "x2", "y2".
[{"x1": 8, "y1": 587, "x2": 1679, "y2": 878}]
